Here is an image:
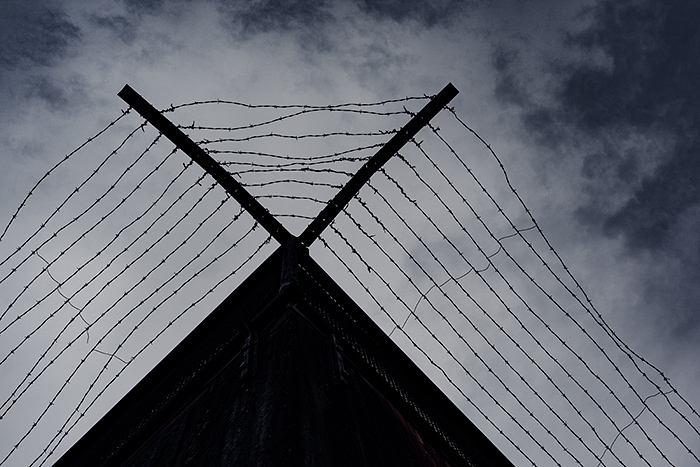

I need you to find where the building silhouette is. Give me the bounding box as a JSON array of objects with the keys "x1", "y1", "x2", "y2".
[{"x1": 54, "y1": 244, "x2": 514, "y2": 466}]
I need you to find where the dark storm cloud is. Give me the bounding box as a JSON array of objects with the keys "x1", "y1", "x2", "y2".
[
  {"x1": 505, "y1": 0, "x2": 700, "y2": 253},
  {"x1": 492, "y1": 47, "x2": 529, "y2": 107},
  {"x1": 91, "y1": 14, "x2": 138, "y2": 44},
  {"x1": 216, "y1": 0, "x2": 465, "y2": 42},
  {"x1": 354, "y1": 0, "x2": 468, "y2": 27},
  {"x1": 23, "y1": 76, "x2": 72, "y2": 109},
  {"x1": 493, "y1": 0, "x2": 700, "y2": 340},
  {"x1": 217, "y1": 0, "x2": 334, "y2": 37},
  {"x1": 122, "y1": 0, "x2": 169, "y2": 14},
  {"x1": 0, "y1": 1, "x2": 80, "y2": 70},
  {"x1": 0, "y1": 1, "x2": 81, "y2": 112}
]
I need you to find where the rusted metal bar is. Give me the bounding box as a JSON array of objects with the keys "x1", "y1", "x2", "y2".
[
  {"x1": 118, "y1": 84, "x2": 294, "y2": 245},
  {"x1": 298, "y1": 82, "x2": 458, "y2": 247}
]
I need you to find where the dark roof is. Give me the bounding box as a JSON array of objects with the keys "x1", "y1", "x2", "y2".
[{"x1": 53, "y1": 246, "x2": 514, "y2": 467}]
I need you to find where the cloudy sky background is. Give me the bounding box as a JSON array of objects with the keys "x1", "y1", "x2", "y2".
[{"x1": 1, "y1": 0, "x2": 699, "y2": 465}]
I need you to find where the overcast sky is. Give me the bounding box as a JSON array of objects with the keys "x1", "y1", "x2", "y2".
[{"x1": 1, "y1": 0, "x2": 699, "y2": 465}]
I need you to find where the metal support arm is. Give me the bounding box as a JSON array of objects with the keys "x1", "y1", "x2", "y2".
[
  {"x1": 118, "y1": 82, "x2": 458, "y2": 249},
  {"x1": 298, "y1": 83, "x2": 458, "y2": 247},
  {"x1": 118, "y1": 85, "x2": 294, "y2": 245}
]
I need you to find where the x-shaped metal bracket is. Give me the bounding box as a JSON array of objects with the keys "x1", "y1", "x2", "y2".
[{"x1": 118, "y1": 83, "x2": 458, "y2": 249}]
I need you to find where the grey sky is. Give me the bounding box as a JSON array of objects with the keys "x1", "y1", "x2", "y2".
[
  {"x1": 491, "y1": 0, "x2": 700, "y2": 341},
  {"x1": 1, "y1": 0, "x2": 699, "y2": 465}
]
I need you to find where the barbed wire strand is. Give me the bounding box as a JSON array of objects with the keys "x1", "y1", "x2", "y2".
[
  {"x1": 163, "y1": 95, "x2": 428, "y2": 113},
  {"x1": 344, "y1": 189, "x2": 598, "y2": 466},
  {"x1": 35, "y1": 231, "x2": 271, "y2": 467},
  {"x1": 332, "y1": 220, "x2": 559, "y2": 465},
  {"x1": 0, "y1": 171, "x2": 215, "y2": 416},
  {"x1": 175, "y1": 107, "x2": 411, "y2": 134},
  {"x1": 409, "y1": 128, "x2": 676, "y2": 463},
  {"x1": 316, "y1": 232, "x2": 539, "y2": 466},
  {"x1": 197, "y1": 128, "x2": 396, "y2": 146},
  {"x1": 0, "y1": 156, "x2": 194, "y2": 374},
  {"x1": 0, "y1": 122, "x2": 148, "y2": 290},
  {"x1": 432, "y1": 116, "x2": 699, "y2": 462},
  {"x1": 2, "y1": 191, "x2": 250, "y2": 463},
  {"x1": 448, "y1": 107, "x2": 700, "y2": 441},
  {"x1": 3, "y1": 95, "x2": 698, "y2": 467},
  {"x1": 0, "y1": 110, "x2": 130, "y2": 243},
  {"x1": 384, "y1": 150, "x2": 647, "y2": 464},
  {"x1": 0, "y1": 133, "x2": 164, "y2": 336}
]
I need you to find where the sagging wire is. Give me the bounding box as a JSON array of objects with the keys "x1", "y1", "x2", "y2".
[
  {"x1": 347, "y1": 189, "x2": 597, "y2": 466},
  {"x1": 433, "y1": 116, "x2": 699, "y2": 464},
  {"x1": 197, "y1": 128, "x2": 396, "y2": 145},
  {"x1": 364, "y1": 169, "x2": 625, "y2": 466},
  {"x1": 0, "y1": 133, "x2": 165, "y2": 337},
  {"x1": 390, "y1": 225, "x2": 537, "y2": 337},
  {"x1": 3, "y1": 200, "x2": 254, "y2": 466},
  {"x1": 0, "y1": 122, "x2": 147, "y2": 284},
  {"x1": 0, "y1": 92, "x2": 428, "y2": 466},
  {"x1": 34, "y1": 231, "x2": 271, "y2": 467},
  {"x1": 4, "y1": 88, "x2": 697, "y2": 467},
  {"x1": 386, "y1": 148, "x2": 648, "y2": 463},
  {"x1": 451, "y1": 108, "x2": 700, "y2": 446},
  {"x1": 320, "y1": 227, "x2": 544, "y2": 466},
  {"x1": 0, "y1": 174, "x2": 216, "y2": 420},
  {"x1": 0, "y1": 110, "x2": 130, "y2": 243}
]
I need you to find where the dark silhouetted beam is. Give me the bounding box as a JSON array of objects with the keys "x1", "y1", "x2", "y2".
[
  {"x1": 298, "y1": 82, "x2": 458, "y2": 247},
  {"x1": 118, "y1": 84, "x2": 293, "y2": 245}
]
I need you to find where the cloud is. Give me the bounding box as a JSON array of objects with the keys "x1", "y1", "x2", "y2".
[
  {"x1": 511, "y1": 0, "x2": 700, "y2": 253},
  {"x1": 91, "y1": 14, "x2": 138, "y2": 44},
  {"x1": 214, "y1": 0, "x2": 471, "y2": 56},
  {"x1": 354, "y1": 0, "x2": 469, "y2": 27},
  {"x1": 0, "y1": 0, "x2": 85, "y2": 114},
  {"x1": 0, "y1": 1, "x2": 80, "y2": 71},
  {"x1": 215, "y1": 0, "x2": 334, "y2": 45},
  {"x1": 490, "y1": 0, "x2": 700, "y2": 342},
  {"x1": 122, "y1": 0, "x2": 168, "y2": 13},
  {"x1": 1, "y1": 1, "x2": 699, "y2": 465},
  {"x1": 492, "y1": 47, "x2": 529, "y2": 107}
]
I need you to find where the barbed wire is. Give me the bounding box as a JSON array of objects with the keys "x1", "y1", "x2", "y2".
[
  {"x1": 174, "y1": 108, "x2": 411, "y2": 134},
  {"x1": 0, "y1": 110, "x2": 131, "y2": 243},
  {"x1": 329, "y1": 216, "x2": 552, "y2": 462},
  {"x1": 357, "y1": 172, "x2": 619, "y2": 466},
  {"x1": 0, "y1": 173, "x2": 216, "y2": 421},
  {"x1": 163, "y1": 94, "x2": 429, "y2": 112},
  {"x1": 386, "y1": 147, "x2": 649, "y2": 464},
  {"x1": 31, "y1": 227, "x2": 270, "y2": 467},
  {"x1": 430, "y1": 115, "x2": 699, "y2": 464},
  {"x1": 0, "y1": 122, "x2": 147, "y2": 283},
  {"x1": 197, "y1": 128, "x2": 397, "y2": 145},
  {"x1": 0, "y1": 95, "x2": 417, "y2": 465},
  {"x1": 448, "y1": 108, "x2": 700, "y2": 428},
  {"x1": 0, "y1": 134, "x2": 165, "y2": 338},
  {"x1": 0, "y1": 92, "x2": 698, "y2": 467}
]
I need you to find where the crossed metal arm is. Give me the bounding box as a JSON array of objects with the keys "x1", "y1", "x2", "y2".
[{"x1": 118, "y1": 83, "x2": 458, "y2": 249}]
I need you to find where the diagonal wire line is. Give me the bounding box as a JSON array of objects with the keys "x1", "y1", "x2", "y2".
[
  {"x1": 3, "y1": 91, "x2": 699, "y2": 467},
  {"x1": 0, "y1": 134, "x2": 165, "y2": 335},
  {"x1": 432, "y1": 117, "x2": 699, "y2": 463},
  {"x1": 384, "y1": 151, "x2": 645, "y2": 464},
  {"x1": 448, "y1": 108, "x2": 700, "y2": 442},
  {"x1": 0, "y1": 122, "x2": 147, "y2": 281},
  {"x1": 0, "y1": 110, "x2": 130, "y2": 243},
  {"x1": 32, "y1": 231, "x2": 271, "y2": 467},
  {"x1": 322, "y1": 225, "x2": 550, "y2": 466},
  {"x1": 345, "y1": 191, "x2": 596, "y2": 466},
  {"x1": 0, "y1": 174, "x2": 218, "y2": 419}
]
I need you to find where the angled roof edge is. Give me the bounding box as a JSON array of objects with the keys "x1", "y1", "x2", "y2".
[{"x1": 54, "y1": 246, "x2": 514, "y2": 467}]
